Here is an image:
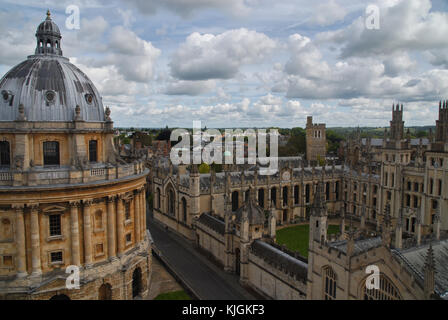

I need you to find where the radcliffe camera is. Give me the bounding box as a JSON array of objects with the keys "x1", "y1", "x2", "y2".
[{"x1": 0, "y1": 0, "x2": 447, "y2": 310}]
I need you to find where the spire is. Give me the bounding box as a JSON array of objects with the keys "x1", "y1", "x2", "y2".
[
  {"x1": 311, "y1": 180, "x2": 327, "y2": 216},
  {"x1": 424, "y1": 243, "x2": 436, "y2": 299}
]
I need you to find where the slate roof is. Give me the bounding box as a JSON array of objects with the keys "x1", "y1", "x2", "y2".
[
  {"x1": 251, "y1": 240, "x2": 308, "y2": 281},
  {"x1": 329, "y1": 236, "x2": 382, "y2": 255},
  {"x1": 392, "y1": 239, "x2": 448, "y2": 298},
  {"x1": 196, "y1": 213, "x2": 225, "y2": 235}
]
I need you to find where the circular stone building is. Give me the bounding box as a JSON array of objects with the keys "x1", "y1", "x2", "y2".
[{"x1": 0, "y1": 11, "x2": 151, "y2": 300}]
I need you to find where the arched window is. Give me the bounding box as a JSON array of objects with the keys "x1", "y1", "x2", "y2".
[
  {"x1": 157, "y1": 188, "x2": 161, "y2": 209},
  {"x1": 0, "y1": 141, "x2": 10, "y2": 167},
  {"x1": 335, "y1": 181, "x2": 340, "y2": 200},
  {"x1": 232, "y1": 191, "x2": 239, "y2": 212},
  {"x1": 89, "y1": 140, "x2": 98, "y2": 163},
  {"x1": 326, "y1": 182, "x2": 330, "y2": 201},
  {"x1": 95, "y1": 210, "x2": 103, "y2": 229},
  {"x1": 294, "y1": 185, "x2": 299, "y2": 205},
  {"x1": 362, "y1": 274, "x2": 401, "y2": 300},
  {"x1": 271, "y1": 187, "x2": 277, "y2": 206},
  {"x1": 168, "y1": 189, "x2": 175, "y2": 215},
  {"x1": 323, "y1": 266, "x2": 337, "y2": 300},
  {"x1": 43, "y1": 141, "x2": 60, "y2": 166},
  {"x1": 181, "y1": 197, "x2": 187, "y2": 222},
  {"x1": 258, "y1": 189, "x2": 264, "y2": 208},
  {"x1": 125, "y1": 201, "x2": 131, "y2": 220},
  {"x1": 305, "y1": 184, "x2": 310, "y2": 203},
  {"x1": 282, "y1": 186, "x2": 288, "y2": 206}
]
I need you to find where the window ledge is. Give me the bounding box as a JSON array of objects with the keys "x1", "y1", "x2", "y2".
[{"x1": 47, "y1": 235, "x2": 64, "y2": 242}]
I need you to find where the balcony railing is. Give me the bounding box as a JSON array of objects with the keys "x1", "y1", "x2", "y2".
[{"x1": 0, "y1": 159, "x2": 147, "y2": 187}]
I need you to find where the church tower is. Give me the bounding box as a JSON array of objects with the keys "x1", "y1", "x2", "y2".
[{"x1": 309, "y1": 181, "x2": 328, "y2": 247}]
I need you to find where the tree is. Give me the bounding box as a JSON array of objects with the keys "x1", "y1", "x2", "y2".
[
  {"x1": 156, "y1": 128, "x2": 172, "y2": 141},
  {"x1": 199, "y1": 163, "x2": 210, "y2": 174}
]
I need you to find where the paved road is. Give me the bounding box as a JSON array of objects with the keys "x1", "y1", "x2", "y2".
[{"x1": 147, "y1": 211, "x2": 256, "y2": 300}]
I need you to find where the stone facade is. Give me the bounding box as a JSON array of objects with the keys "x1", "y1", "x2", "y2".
[
  {"x1": 306, "y1": 116, "x2": 326, "y2": 162},
  {"x1": 0, "y1": 12, "x2": 151, "y2": 300}
]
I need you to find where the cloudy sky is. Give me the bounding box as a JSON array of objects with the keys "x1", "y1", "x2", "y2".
[{"x1": 1, "y1": 0, "x2": 448, "y2": 128}]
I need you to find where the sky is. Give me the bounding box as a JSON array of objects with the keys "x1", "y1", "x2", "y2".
[{"x1": 0, "y1": 0, "x2": 448, "y2": 128}]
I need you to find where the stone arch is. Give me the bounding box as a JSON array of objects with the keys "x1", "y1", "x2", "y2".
[
  {"x1": 132, "y1": 267, "x2": 142, "y2": 298},
  {"x1": 98, "y1": 283, "x2": 112, "y2": 300}
]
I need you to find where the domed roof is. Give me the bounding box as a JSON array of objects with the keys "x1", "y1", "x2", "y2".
[
  {"x1": 0, "y1": 11, "x2": 105, "y2": 122},
  {"x1": 36, "y1": 10, "x2": 61, "y2": 36}
]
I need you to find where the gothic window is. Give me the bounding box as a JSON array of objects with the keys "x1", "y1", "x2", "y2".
[
  {"x1": 0, "y1": 141, "x2": 10, "y2": 167},
  {"x1": 326, "y1": 182, "x2": 330, "y2": 201},
  {"x1": 430, "y1": 179, "x2": 434, "y2": 194},
  {"x1": 232, "y1": 191, "x2": 239, "y2": 212},
  {"x1": 391, "y1": 173, "x2": 395, "y2": 187},
  {"x1": 181, "y1": 197, "x2": 187, "y2": 222},
  {"x1": 271, "y1": 187, "x2": 277, "y2": 206},
  {"x1": 413, "y1": 196, "x2": 418, "y2": 208},
  {"x1": 156, "y1": 188, "x2": 161, "y2": 209},
  {"x1": 168, "y1": 189, "x2": 175, "y2": 216},
  {"x1": 432, "y1": 200, "x2": 438, "y2": 210},
  {"x1": 258, "y1": 189, "x2": 265, "y2": 208},
  {"x1": 323, "y1": 266, "x2": 337, "y2": 300},
  {"x1": 384, "y1": 172, "x2": 388, "y2": 186},
  {"x1": 411, "y1": 217, "x2": 416, "y2": 232},
  {"x1": 363, "y1": 274, "x2": 401, "y2": 300},
  {"x1": 49, "y1": 214, "x2": 61, "y2": 237},
  {"x1": 406, "y1": 194, "x2": 411, "y2": 207},
  {"x1": 294, "y1": 185, "x2": 299, "y2": 205},
  {"x1": 89, "y1": 140, "x2": 98, "y2": 163},
  {"x1": 373, "y1": 185, "x2": 378, "y2": 194},
  {"x1": 407, "y1": 181, "x2": 411, "y2": 191},
  {"x1": 373, "y1": 197, "x2": 377, "y2": 208},
  {"x1": 245, "y1": 189, "x2": 250, "y2": 202},
  {"x1": 438, "y1": 179, "x2": 442, "y2": 196},
  {"x1": 414, "y1": 182, "x2": 419, "y2": 192},
  {"x1": 335, "y1": 181, "x2": 339, "y2": 200},
  {"x1": 305, "y1": 184, "x2": 310, "y2": 204},
  {"x1": 282, "y1": 186, "x2": 288, "y2": 206},
  {"x1": 43, "y1": 141, "x2": 60, "y2": 166}
]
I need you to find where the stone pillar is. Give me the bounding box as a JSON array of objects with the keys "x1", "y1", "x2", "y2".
[
  {"x1": 83, "y1": 199, "x2": 93, "y2": 266},
  {"x1": 141, "y1": 189, "x2": 147, "y2": 239},
  {"x1": 13, "y1": 204, "x2": 27, "y2": 277},
  {"x1": 107, "y1": 196, "x2": 117, "y2": 260},
  {"x1": 69, "y1": 201, "x2": 81, "y2": 266},
  {"x1": 30, "y1": 204, "x2": 41, "y2": 276},
  {"x1": 134, "y1": 191, "x2": 141, "y2": 244},
  {"x1": 116, "y1": 195, "x2": 125, "y2": 256}
]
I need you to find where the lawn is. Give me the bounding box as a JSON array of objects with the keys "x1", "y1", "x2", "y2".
[
  {"x1": 276, "y1": 224, "x2": 340, "y2": 258},
  {"x1": 154, "y1": 290, "x2": 191, "y2": 300}
]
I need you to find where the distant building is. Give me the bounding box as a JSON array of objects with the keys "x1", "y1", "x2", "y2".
[{"x1": 306, "y1": 116, "x2": 326, "y2": 162}]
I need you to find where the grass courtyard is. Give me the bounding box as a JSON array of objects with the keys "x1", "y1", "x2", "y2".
[
  {"x1": 276, "y1": 224, "x2": 340, "y2": 258},
  {"x1": 154, "y1": 290, "x2": 191, "y2": 300}
]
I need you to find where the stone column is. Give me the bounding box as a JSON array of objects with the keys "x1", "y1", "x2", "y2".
[
  {"x1": 140, "y1": 189, "x2": 146, "y2": 239},
  {"x1": 29, "y1": 204, "x2": 41, "y2": 276},
  {"x1": 134, "y1": 191, "x2": 141, "y2": 244},
  {"x1": 107, "y1": 196, "x2": 117, "y2": 260},
  {"x1": 69, "y1": 201, "x2": 81, "y2": 266},
  {"x1": 116, "y1": 195, "x2": 125, "y2": 256},
  {"x1": 83, "y1": 199, "x2": 93, "y2": 266},
  {"x1": 13, "y1": 204, "x2": 27, "y2": 277}
]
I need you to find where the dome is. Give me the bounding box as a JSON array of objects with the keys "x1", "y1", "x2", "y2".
[{"x1": 0, "y1": 11, "x2": 105, "y2": 122}]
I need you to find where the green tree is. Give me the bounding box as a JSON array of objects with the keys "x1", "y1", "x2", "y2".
[{"x1": 199, "y1": 163, "x2": 210, "y2": 174}]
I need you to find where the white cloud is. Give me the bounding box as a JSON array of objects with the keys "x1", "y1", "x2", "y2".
[
  {"x1": 169, "y1": 28, "x2": 276, "y2": 80},
  {"x1": 309, "y1": 0, "x2": 347, "y2": 26},
  {"x1": 164, "y1": 80, "x2": 216, "y2": 95}
]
